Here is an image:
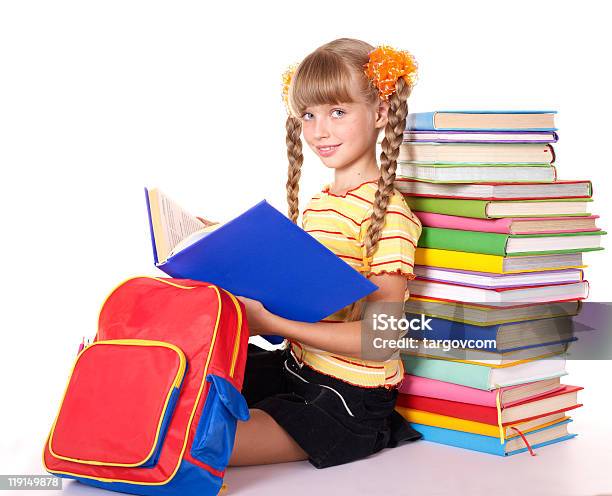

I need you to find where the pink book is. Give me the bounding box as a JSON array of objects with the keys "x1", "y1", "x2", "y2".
[
  {"x1": 398, "y1": 374, "x2": 565, "y2": 407},
  {"x1": 414, "y1": 211, "x2": 600, "y2": 234}
]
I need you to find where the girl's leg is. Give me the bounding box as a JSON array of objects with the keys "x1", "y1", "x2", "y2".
[
  {"x1": 232, "y1": 344, "x2": 307, "y2": 465},
  {"x1": 228, "y1": 408, "x2": 308, "y2": 466}
]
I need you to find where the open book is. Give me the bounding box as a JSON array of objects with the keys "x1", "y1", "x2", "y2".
[
  {"x1": 145, "y1": 187, "x2": 220, "y2": 264},
  {"x1": 144, "y1": 188, "x2": 378, "y2": 340}
]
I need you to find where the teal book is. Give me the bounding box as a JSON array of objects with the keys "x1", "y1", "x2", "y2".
[{"x1": 400, "y1": 354, "x2": 567, "y2": 390}]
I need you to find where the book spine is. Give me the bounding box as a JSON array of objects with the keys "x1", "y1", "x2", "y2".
[
  {"x1": 144, "y1": 187, "x2": 159, "y2": 265},
  {"x1": 398, "y1": 377, "x2": 497, "y2": 405},
  {"x1": 415, "y1": 248, "x2": 505, "y2": 273},
  {"x1": 408, "y1": 423, "x2": 505, "y2": 455},
  {"x1": 395, "y1": 407, "x2": 499, "y2": 436},
  {"x1": 397, "y1": 394, "x2": 498, "y2": 424},
  {"x1": 414, "y1": 211, "x2": 513, "y2": 233},
  {"x1": 401, "y1": 354, "x2": 492, "y2": 390},
  {"x1": 406, "y1": 112, "x2": 436, "y2": 131},
  {"x1": 419, "y1": 227, "x2": 509, "y2": 255},
  {"x1": 404, "y1": 197, "x2": 488, "y2": 219},
  {"x1": 406, "y1": 316, "x2": 500, "y2": 348}
]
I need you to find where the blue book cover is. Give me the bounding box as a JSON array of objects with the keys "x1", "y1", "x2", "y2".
[
  {"x1": 407, "y1": 110, "x2": 558, "y2": 131},
  {"x1": 410, "y1": 418, "x2": 575, "y2": 456},
  {"x1": 145, "y1": 189, "x2": 378, "y2": 343},
  {"x1": 405, "y1": 315, "x2": 577, "y2": 352}
]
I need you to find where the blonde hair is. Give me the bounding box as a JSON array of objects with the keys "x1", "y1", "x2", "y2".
[{"x1": 284, "y1": 38, "x2": 413, "y2": 321}]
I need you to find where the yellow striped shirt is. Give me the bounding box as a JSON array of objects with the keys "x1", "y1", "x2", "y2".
[{"x1": 290, "y1": 180, "x2": 422, "y2": 388}]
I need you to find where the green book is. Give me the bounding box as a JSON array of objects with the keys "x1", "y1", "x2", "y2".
[
  {"x1": 404, "y1": 196, "x2": 593, "y2": 219},
  {"x1": 419, "y1": 227, "x2": 605, "y2": 256}
]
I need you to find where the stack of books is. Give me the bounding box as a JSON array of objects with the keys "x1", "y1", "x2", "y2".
[{"x1": 394, "y1": 110, "x2": 604, "y2": 455}]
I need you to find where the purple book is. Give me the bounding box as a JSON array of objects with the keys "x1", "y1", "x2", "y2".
[
  {"x1": 403, "y1": 130, "x2": 559, "y2": 144},
  {"x1": 412, "y1": 266, "x2": 583, "y2": 290}
]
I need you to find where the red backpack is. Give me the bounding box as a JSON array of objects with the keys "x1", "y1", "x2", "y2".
[{"x1": 43, "y1": 276, "x2": 250, "y2": 496}]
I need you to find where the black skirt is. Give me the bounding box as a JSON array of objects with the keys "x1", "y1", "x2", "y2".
[{"x1": 241, "y1": 343, "x2": 422, "y2": 469}]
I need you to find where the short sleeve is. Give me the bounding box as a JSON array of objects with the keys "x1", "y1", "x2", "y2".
[{"x1": 360, "y1": 191, "x2": 422, "y2": 278}]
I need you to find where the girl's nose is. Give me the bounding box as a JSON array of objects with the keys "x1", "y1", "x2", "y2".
[{"x1": 313, "y1": 116, "x2": 330, "y2": 139}]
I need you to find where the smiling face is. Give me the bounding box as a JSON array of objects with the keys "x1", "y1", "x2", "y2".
[{"x1": 299, "y1": 78, "x2": 389, "y2": 170}]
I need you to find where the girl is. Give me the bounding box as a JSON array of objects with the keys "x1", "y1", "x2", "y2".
[{"x1": 232, "y1": 38, "x2": 423, "y2": 469}]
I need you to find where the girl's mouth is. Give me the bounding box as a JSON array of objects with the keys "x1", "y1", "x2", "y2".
[{"x1": 317, "y1": 144, "x2": 341, "y2": 157}]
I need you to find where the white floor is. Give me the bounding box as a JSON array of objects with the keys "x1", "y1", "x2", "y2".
[
  {"x1": 14, "y1": 428, "x2": 612, "y2": 496},
  {"x1": 8, "y1": 297, "x2": 612, "y2": 496},
  {"x1": 6, "y1": 362, "x2": 612, "y2": 496},
  {"x1": 222, "y1": 432, "x2": 612, "y2": 496}
]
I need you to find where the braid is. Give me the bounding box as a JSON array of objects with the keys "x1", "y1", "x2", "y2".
[
  {"x1": 285, "y1": 115, "x2": 304, "y2": 223},
  {"x1": 364, "y1": 78, "x2": 412, "y2": 260},
  {"x1": 345, "y1": 79, "x2": 412, "y2": 323}
]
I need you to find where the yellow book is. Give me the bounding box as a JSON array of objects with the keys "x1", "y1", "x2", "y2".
[
  {"x1": 395, "y1": 406, "x2": 570, "y2": 439},
  {"x1": 415, "y1": 247, "x2": 585, "y2": 274}
]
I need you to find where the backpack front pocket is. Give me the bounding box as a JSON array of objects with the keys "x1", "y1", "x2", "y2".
[{"x1": 48, "y1": 339, "x2": 187, "y2": 468}]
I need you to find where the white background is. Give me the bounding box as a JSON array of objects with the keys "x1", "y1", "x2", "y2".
[{"x1": 1, "y1": 1, "x2": 610, "y2": 495}]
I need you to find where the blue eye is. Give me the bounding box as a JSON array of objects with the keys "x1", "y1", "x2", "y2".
[
  {"x1": 332, "y1": 109, "x2": 345, "y2": 118},
  {"x1": 302, "y1": 112, "x2": 314, "y2": 121}
]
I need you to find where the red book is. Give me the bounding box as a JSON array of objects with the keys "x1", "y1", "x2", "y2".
[{"x1": 397, "y1": 385, "x2": 583, "y2": 426}]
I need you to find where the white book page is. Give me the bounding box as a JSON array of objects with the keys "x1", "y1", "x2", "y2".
[
  {"x1": 168, "y1": 223, "x2": 221, "y2": 257},
  {"x1": 157, "y1": 190, "x2": 205, "y2": 256}
]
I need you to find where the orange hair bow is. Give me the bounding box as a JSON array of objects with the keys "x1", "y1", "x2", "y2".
[
  {"x1": 364, "y1": 45, "x2": 418, "y2": 101},
  {"x1": 281, "y1": 63, "x2": 298, "y2": 115}
]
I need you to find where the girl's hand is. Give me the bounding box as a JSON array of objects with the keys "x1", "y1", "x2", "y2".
[
  {"x1": 236, "y1": 295, "x2": 269, "y2": 336},
  {"x1": 196, "y1": 216, "x2": 218, "y2": 228}
]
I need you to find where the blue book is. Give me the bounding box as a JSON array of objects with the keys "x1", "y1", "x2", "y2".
[
  {"x1": 410, "y1": 418, "x2": 575, "y2": 456},
  {"x1": 405, "y1": 315, "x2": 577, "y2": 353},
  {"x1": 145, "y1": 188, "x2": 377, "y2": 343},
  {"x1": 407, "y1": 110, "x2": 558, "y2": 131}
]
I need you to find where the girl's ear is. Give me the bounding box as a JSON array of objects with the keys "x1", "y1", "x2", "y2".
[{"x1": 374, "y1": 100, "x2": 390, "y2": 130}]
